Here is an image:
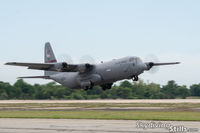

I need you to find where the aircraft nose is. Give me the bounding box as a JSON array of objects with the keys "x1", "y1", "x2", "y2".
[{"x1": 142, "y1": 63, "x2": 148, "y2": 70}]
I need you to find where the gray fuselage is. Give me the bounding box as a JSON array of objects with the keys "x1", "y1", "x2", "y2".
[{"x1": 50, "y1": 56, "x2": 146, "y2": 89}]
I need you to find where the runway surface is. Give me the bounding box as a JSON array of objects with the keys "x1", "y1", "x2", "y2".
[
  {"x1": 0, "y1": 119, "x2": 199, "y2": 133},
  {"x1": 0, "y1": 99, "x2": 200, "y2": 103}
]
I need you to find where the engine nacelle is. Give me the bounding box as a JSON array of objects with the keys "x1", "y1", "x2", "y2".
[
  {"x1": 79, "y1": 74, "x2": 102, "y2": 89},
  {"x1": 78, "y1": 63, "x2": 93, "y2": 73}
]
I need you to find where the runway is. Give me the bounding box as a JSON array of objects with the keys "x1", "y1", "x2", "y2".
[
  {"x1": 0, "y1": 119, "x2": 199, "y2": 133},
  {"x1": 0, "y1": 99, "x2": 200, "y2": 104},
  {"x1": 0, "y1": 100, "x2": 199, "y2": 133}
]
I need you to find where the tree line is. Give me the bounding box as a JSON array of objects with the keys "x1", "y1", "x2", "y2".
[{"x1": 0, "y1": 79, "x2": 200, "y2": 100}]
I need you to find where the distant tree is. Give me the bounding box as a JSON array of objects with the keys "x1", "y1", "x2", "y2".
[
  {"x1": 145, "y1": 83, "x2": 162, "y2": 99},
  {"x1": 117, "y1": 87, "x2": 133, "y2": 99},
  {"x1": 70, "y1": 93, "x2": 85, "y2": 100},
  {"x1": 100, "y1": 91, "x2": 108, "y2": 99},
  {"x1": 14, "y1": 79, "x2": 35, "y2": 99},
  {"x1": 120, "y1": 80, "x2": 132, "y2": 88},
  {"x1": 0, "y1": 81, "x2": 18, "y2": 99},
  {"x1": 190, "y1": 84, "x2": 200, "y2": 96},
  {"x1": 87, "y1": 86, "x2": 103, "y2": 95},
  {"x1": 0, "y1": 79, "x2": 196, "y2": 100},
  {"x1": 176, "y1": 85, "x2": 190, "y2": 99},
  {"x1": 161, "y1": 80, "x2": 178, "y2": 99},
  {"x1": 132, "y1": 80, "x2": 146, "y2": 99}
]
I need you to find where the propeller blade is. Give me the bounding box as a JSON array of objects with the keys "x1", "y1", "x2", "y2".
[
  {"x1": 144, "y1": 54, "x2": 159, "y2": 74},
  {"x1": 58, "y1": 54, "x2": 73, "y2": 64},
  {"x1": 79, "y1": 55, "x2": 96, "y2": 64}
]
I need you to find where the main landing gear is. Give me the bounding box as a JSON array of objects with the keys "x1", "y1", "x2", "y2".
[
  {"x1": 101, "y1": 83, "x2": 113, "y2": 91},
  {"x1": 132, "y1": 75, "x2": 139, "y2": 81}
]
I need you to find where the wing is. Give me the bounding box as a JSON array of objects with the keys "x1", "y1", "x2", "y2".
[
  {"x1": 152, "y1": 62, "x2": 180, "y2": 66},
  {"x1": 5, "y1": 62, "x2": 93, "y2": 73},
  {"x1": 5, "y1": 62, "x2": 54, "y2": 70}
]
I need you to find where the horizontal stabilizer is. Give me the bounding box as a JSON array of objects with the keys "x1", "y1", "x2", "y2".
[{"x1": 18, "y1": 76, "x2": 50, "y2": 79}]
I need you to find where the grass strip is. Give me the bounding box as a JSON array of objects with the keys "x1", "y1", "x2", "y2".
[{"x1": 0, "y1": 110, "x2": 199, "y2": 121}]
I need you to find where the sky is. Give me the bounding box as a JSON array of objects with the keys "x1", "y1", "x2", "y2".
[{"x1": 0, "y1": 0, "x2": 200, "y2": 86}]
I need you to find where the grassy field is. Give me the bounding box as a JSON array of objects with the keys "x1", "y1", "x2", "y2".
[
  {"x1": 0, "y1": 110, "x2": 199, "y2": 121},
  {"x1": 0, "y1": 102, "x2": 199, "y2": 121}
]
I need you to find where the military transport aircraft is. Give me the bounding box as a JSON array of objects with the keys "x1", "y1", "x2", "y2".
[{"x1": 5, "y1": 42, "x2": 180, "y2": 90}]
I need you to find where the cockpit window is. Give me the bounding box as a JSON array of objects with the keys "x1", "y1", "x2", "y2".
[{"x1": 129, "y1": 57, "x2": 142, "y2": 64}]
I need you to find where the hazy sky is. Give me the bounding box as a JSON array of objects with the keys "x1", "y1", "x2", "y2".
[{"x1": 0, "y1": 0, "x2": 200, "y2": 86}]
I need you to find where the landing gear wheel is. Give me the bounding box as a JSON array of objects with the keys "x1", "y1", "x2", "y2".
[
  {"x1": 101, "y1": 83, "x2": 113, "y2": 90},
  {"x1": 132, "y1": 75, "x2": 139, "y2": 81},
  {"x1": 89, "y1": 81, "x2": 94, "y2": 89},
  {"x1": 84, "y1": 87, "x2": 89, "y2": 91}
]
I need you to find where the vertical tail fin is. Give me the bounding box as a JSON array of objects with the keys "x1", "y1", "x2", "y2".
[
  {"x1": 45, "y1": 42, "x2": 57, "y2": 63},
  {"x1": 44, "y1": 42, "x2": 58, "y2": 76}
]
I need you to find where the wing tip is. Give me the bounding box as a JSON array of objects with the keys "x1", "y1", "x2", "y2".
[
  {"x1": 5, "y1": 62, "x2": 16, "y2": 65},
  {"x1": 5, "y1": 62, "x2": 10, "y2": 65}
]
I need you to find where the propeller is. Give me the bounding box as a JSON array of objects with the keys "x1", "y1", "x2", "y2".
[
  {"x1": 144, "y1": 54, "x2": 159, "y2": 74},
  {"x1": 58, "y1": 54, "x2": 96, "y2": 65},
  {"x1": 58, "y1": 54, "x2": 73, "y2": 64},
  {"x1": 79, "y1": 55, "x2": 96, "y2": 64},
  {"x1": 144, "y1": 54, "x2": 180, "y2": 74}
]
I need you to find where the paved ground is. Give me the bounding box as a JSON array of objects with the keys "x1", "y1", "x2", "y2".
[
  {"x1": 0, "y1": 100, "x2": 199, "y2": 133},
  {"x1": 0, "y1": 119, "x2": 199, "y2": 133},
  {"x1": 0, "y1": 99, "x2": 200, "y2": 103}
]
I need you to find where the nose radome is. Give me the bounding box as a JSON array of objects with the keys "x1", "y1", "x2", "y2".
[{"x1": 142, "y1": 63, "x2": 148, "y2": 70}]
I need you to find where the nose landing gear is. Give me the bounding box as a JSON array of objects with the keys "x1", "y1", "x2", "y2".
[{"x1": 132, "y1": 75, "x2": 139, "y2": 81}]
